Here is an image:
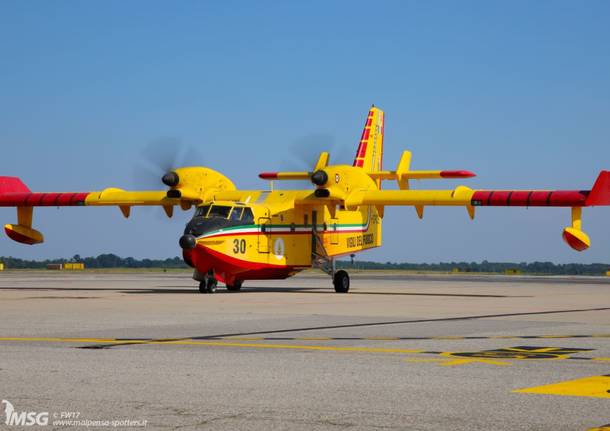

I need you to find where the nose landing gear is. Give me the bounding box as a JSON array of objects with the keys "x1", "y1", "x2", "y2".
[
  {"x1": 199, "y1": 277, "x2": 217, "y2": 293},
  {"x1": 194, "y1": 269, "x2": 218, "y2": 294},
  {"x1": 194, "y1": 269, "x2": 243, "y2": 293}
]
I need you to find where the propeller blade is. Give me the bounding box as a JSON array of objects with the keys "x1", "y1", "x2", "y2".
[
  {"x1": 281, "y1": 133, "x2": 352, "y2": 171},
  {"x1": 132, "y1": 137, "x2": 205, "y2": 189}
]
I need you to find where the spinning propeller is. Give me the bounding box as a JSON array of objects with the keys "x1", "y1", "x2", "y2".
[{"x1": 134, "y1": 137, "x2": 205, "y2": 189}]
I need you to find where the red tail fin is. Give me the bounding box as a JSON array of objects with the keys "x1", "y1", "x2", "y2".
[{"x1": 353, "y1": 106, "x2": 384, "y2": 173}]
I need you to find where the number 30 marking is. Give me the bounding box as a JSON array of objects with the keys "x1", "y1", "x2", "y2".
[{"x1": 233, "y1": 239, "x2": 246, "y2": 254}]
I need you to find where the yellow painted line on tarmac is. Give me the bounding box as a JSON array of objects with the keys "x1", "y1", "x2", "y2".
[
  {"x1": 587, "y1": 424, "x2": 610, "y2": 431},
  {"x1": 440, "y1": 358, "x2": 510, "y2": 366},
  {"x1": 2, "y1": 334, "x2": 610, "y2": 343},
  {"x1": 1, "y1": 337, "x2": 610, "y2": 366},
  {"x1": 0, "y1": 336, "x2": 422, "y2": 354},
  {"x1": 403, "y1": 357, "x2": 510, "y2": 366},
  {"x1": 403, "y1": 358, "x2": 446, "y2": 363},
  {"x1": 514, "y1": 374, "x2": 610, "y2": 398},
  {"x1": 158, "y1": 340, "x2": 425, "y2": 354}
]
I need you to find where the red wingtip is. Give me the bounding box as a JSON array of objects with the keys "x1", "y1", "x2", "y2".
[
  {"x1": 258, "y1": 172, "x2": 279, "y2": 180},
  {"x1": 0, "y1": 176, "x2": 30, "y2": 194},
  {"x1": 439, "y1": 170, "x2": 476, "y2": 179},
  {"x1": 585, "y1": 171, "x2": 610, "y2": 206}
]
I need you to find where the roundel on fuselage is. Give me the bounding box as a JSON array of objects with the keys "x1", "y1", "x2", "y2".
[{"x1": 273, "y1": 237, "x2": 285, "y2": 260}]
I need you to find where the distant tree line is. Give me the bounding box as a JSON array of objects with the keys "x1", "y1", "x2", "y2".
[
  {"x1": 337, "y1": 259, "x2": 610, "y2": 276},
  {"x1": 0, "y1": 254, "x2": 188, "y2": 269},
  {"x1": 1, "y1": 254, "x2": 609, "y2": 275}
]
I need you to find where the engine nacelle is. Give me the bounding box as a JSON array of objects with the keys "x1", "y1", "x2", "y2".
[{"x1": 166, "y1": 167, "x2": 236, "y2": 201}]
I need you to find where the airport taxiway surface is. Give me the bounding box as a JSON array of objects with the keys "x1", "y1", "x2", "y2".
[{"x1": 0, "y1": 271, "x2": 609, "y2": 430}]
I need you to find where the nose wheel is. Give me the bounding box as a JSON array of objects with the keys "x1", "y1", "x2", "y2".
[
  {"x1": 198, "y1": 277, "x2": 217, "y2": 293},
  {"x1": 195, "y1": 270, "x2": 218, "y2": 294}
]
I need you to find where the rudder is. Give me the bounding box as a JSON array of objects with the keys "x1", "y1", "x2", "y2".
[{"x1": 352, "y1": 106, "x2": 384, "y2": 177}]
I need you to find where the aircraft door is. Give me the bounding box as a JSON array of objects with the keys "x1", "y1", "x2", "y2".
[
  {"x1": 258, "y1": 217, "x2": 271, "y2": 253},
  {"x1": 310, "y1": 210, "x2": 317, "y2": 255}
]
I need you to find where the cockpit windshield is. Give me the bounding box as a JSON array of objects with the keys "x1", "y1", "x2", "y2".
[
  {"x1": 241, "y1": 208, "x2": 254, "y2": 224},
  {"x1": 208, "y1": 205, "x2": 232, "y2": 219},
  {"x1": 194, "y1": 205, "x2": 210, "y2": 217},
  {"x1": 193, "y1": 204, "x2": 254, "y2": 224},
  {"x1": 229, "y1": 207, "x2": 244, "y2": 221}
]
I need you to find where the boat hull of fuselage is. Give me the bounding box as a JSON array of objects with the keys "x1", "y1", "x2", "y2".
[
  {"x1": 183, "y1": 244, "x2": 303, "y2": 285},
  {"x1": 182, "y1": 206, "x2": 382, "y2": 285}
]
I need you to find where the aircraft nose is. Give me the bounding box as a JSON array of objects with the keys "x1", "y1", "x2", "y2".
[{"x1": 179, "y1": 234, "x2": 197, "y2": 250}]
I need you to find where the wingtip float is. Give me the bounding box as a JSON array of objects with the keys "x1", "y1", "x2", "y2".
[{"x1": 1, "y1": 106, "x2": 609, "y2": 293}]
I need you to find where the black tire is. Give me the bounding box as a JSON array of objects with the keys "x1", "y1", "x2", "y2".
[
  {"x1": 198, "y1": 281, "x2": 207, "y2": 294},
  {"x1": 226, "y1": 280, "x2": 243, "y2": 292},
  {"x1": 206, "y1": 278, "x2": 217, "y2": 293},
  {"x1": 333, "y1": 270, "x2": 350, "y2": 293}
]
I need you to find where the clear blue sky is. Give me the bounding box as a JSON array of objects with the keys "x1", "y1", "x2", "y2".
[{"x1": 1, "y1": 1, "x2": 609, "y2": 263}]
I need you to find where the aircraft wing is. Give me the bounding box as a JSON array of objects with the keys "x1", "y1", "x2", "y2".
[
  {"x1": 0, "y1": 177, "x2": 194, "y2": 208},
  {"x1": 340, "y1": 171, "x2": 610, "y2": 252},
  {"x1": 0, "y1": 176, "x2": 197, "y2": 244},
  {"x1": 344, "y1": 171, "x2": 610, "y2": 209}
]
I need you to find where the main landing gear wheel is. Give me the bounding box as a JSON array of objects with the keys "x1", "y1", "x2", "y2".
[
  {"x1": 226, "y1": 280, "x2": 243, "y2": 292},
  {"x1": 333, "y1": 270, "x2": 350, "y2": 293},
  {"x1": 199, "y1": 278, "x2": 218, "y2": 294}
]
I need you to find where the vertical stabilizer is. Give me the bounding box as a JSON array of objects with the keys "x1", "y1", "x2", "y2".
[{"x1": 353, "y1": 106, "x2": 384, "y2": 181}]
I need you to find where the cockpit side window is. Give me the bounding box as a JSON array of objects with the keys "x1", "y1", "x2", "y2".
[
  {"x1": 242, "y1": 208, "x2": 254, "y2": 224},
  {"x1": 229, "y1": 207, "x2": 244, "y2": 221},
  {"x1": 195, "y1": 205, "x2": 210, "y2": 217},
  {"x1": 208, "y1": 205, "x2": 232, "y2": 219}
]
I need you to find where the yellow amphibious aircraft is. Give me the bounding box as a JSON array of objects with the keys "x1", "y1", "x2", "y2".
[{"x1": 1, "y1": 106, "x2": 609, "y2": 293}]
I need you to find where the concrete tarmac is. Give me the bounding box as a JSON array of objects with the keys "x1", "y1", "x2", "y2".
[{"x1": 0, "y1": 271, "x2": 609, "y2": 430}]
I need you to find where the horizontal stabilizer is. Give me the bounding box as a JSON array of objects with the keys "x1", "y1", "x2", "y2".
[
  {"x1": 369, "y1": 170, "x2": 476, "y2": 180},
  {"x1": 259, "y1": 172, "x2": 311, "y2": 181}
]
